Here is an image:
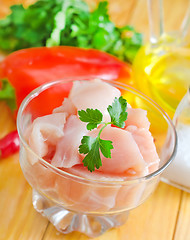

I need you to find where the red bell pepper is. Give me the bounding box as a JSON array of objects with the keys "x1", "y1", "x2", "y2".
[{"x1": 0, "y1": 46, "x2": 132, "y2": 115}]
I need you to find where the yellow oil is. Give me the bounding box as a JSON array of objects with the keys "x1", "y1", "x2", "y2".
[{"x1": 133, "y1": 39, "x2": 190, "y2": 118}]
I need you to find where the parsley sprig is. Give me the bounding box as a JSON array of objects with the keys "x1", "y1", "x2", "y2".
[
  {"x1": 0, "y1": 79, "x2": 16, "y2": 111},
  {"x1": 0, "y1": 0, "x2": 143, "y2": 63},
  {"x1": 78, "y1": 96, "x2": 128, "y2": 172}
]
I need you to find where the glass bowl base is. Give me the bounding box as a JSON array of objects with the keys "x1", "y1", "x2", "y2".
[{"x1": 32, "y1": 189, "x2": 129, "y2": 237}]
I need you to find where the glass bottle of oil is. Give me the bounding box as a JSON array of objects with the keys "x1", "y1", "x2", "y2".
[{"x1": 133, "y1": 0, "x2": 190, "y2": 118}]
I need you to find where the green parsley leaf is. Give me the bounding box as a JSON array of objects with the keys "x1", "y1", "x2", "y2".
[
  {"x1": 107, "y1": 96, "x2": 128, "y2": 128},
  {"x1": 0, "y1": 79, "x2": 17, "y2": 111},
  {"x1": 79, "y1": 136, "x2": 96, "y2": 154},
  {"x1": 79, "y1": 136, "x2": 102, "y2": 172},
  {"x1": 78, "y1": 96, "x2": 128, "y2": 172},
  {"x1": 99, "y1": 139, "x2": 113, "y2": 158},
  {"x1": 78, "y1": 108, "x2": 103, "y2": 130}
]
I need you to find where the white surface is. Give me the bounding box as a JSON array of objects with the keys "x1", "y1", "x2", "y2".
[{"x1": 163, "y1": 123, "x2": 190, "y2": 189}]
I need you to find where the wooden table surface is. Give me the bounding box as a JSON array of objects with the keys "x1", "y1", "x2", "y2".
[{"x1": 0, "y1": 0, "x2": 190, "y2": 239}]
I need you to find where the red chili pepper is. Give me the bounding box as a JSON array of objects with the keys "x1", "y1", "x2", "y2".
[
  {"x1": 0, "y1": 46, "x2": 132, "y2": 115},
  {"x1": 0, "y1": 130, "x2": 20, "y2": 159}
]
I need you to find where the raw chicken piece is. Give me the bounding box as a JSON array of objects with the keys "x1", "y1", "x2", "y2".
[
  {"x1": 89, "y1": 125, "x2": 148, "y2": 177},
  {"x1": 51, "y1": 115, "x2": 88, "y2": 168},
  {"x1": 125, "y1": 108, "x2": 150, "y2": 130},
  {"x1": 67, "y1": 165, "x2": 126, "y2": 181},
  {"x1": 26, "y1": 160, "x2": 56, "y2": 190},
  {"x1": 115, "y1": 182, "x2": 146, "y2": 209},
  {"x1": 57, "y1": 165, "x2": 124, "y2": 211},
  {"x1": 126, "y1": 126, "x2": 160, "y2": 173},
  {"x1": 28, "y1": 112, "x2": 67, "y2": 162},
  {"x1": 53, "y1": 98, "x2": 77, "y2": 116},
  {"x1": 69, "y1": 79, "x2": 121, "y2": 121}
]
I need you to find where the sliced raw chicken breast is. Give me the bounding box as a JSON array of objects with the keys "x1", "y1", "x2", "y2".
[
  {"x1": 67, "y1": 165, "x2": 126, "y2": 181},
  {"x1": 28, "y1": 112, "x2": 67, "y2": 162},
  {"x1": 89, "y1": 125, "x2": 148, "y2": 177},
  {"x1": 51, "y1": 115, "x2": 88, "y2": 168},
  {"x1": 69, "y1": 79, "x2": 121, "y2": 121},
  {"x1": 115, "y1": 182, "x2": 146, "y2": 210},
  {"x1": 126, "y1": 125, "x2": 160, "y2": 173},
  {"x1": 125, "y1": 108, "x2": 150, "y2": 130},
  {"x1": 56, "y1": 165, "x2": 123, "y2": 211},
  {"x1": 53, "y1": 98, "x2": 77, "y2": 116}
]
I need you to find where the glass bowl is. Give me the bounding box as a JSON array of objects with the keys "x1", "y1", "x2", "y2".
[{"x1": 17, "y1": 78, "x2": 177, "y2": 237}]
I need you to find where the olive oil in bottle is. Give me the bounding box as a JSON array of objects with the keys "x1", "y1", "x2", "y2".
[{"x1": 133, "y1": 35, "x2": 190, "y2": 118}]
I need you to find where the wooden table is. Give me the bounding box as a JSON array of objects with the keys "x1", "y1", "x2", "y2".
[{"x1": 0, "y1": 0, "x2": 190, "y2": 239}]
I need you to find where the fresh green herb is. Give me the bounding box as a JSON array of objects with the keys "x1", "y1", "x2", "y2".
[
  {"x1": 107, "y1": 96, "x2": 128, "y2": 128},
  {"x1": 0, "y1": 0, "x2": 143, "y2": 63},
  {"x1": 78, "y1": 108, "x2": 103, "y2": 130},
  {"x1": 0, "y1": 79, "x2": 17, "y2": 111},
  {"x1": 78, "y1": 96, "x2": 127, "y2": 172}
]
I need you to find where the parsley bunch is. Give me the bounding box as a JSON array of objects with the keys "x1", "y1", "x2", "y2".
[
  {"x1": 78, "y1": 96, "x2": 128, "y2": 172},
  {"x1": 0, "y1": 0, "x2": 143, "y2": 63},
  {"x1": 0, "y1": 80, "x2": 16, "y2": 111}
]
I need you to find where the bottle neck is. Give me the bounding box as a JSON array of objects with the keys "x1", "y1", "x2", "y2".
[
  {"x1": 148, "y1": 0, "x2": 164, "y2": 44},
  {"x1": 148, "y1": 0, "x2": 190, "y2": 46}
]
